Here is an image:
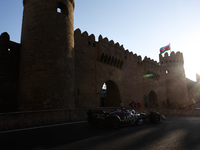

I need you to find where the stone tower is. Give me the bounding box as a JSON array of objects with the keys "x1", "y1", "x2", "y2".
[
  {"x1": 159, "y1": 51, "x2": 189, "y2": 108},
  {"x1": 18, "y1": 0, "x2": 75, "y2": 111}
]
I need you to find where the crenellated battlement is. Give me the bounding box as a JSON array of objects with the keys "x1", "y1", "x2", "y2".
[
  {"x1": 74, "y1": 28, "x2": 97, "y2": 48},
  {"x1": 99, "y1": 35, "x2": 125, "y2": 51},
  {"x1": 74, "y1": 28, "x2": 81, "y2": 35},
  {"x1": 74, "y1": 29, "x2": 96, "y2": 42},
  {"x1": 74, "y1": 28, "x2": 187, "y2": 78},
  {"x1": 124, "y1": 50, "x2": 142, "y2": 62},
  {"x1": 75, "y1": 28, "x2": 144, "y2": 64},
  {"x1": 160, "y1": 51, "x2": 183, "y2": 58},
  {"x1": 143, "y1": 56, "x2": 159, "y2": 66},
  {"x1": 159, "y1": 51, "x2": 184, "y2": 64},
  {"x1": 99, "y1": 34, "x2": 143, "y2": 62},
  {"x1": 97, "y1": 34, "x2": 145, "y2": 69},
  {"x1": 159, "y1": 50, "x2": 185, "y2": 88}
]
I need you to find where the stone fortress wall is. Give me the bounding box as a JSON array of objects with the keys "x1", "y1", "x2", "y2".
[
  {"x1": 0, "y1": 0, "x2": 197, "y2": 113},
  {"x1": 74, "y1": 28, "x2": 189, "y2": 109}
]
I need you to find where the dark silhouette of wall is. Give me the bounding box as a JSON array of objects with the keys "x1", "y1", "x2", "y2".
[{"x1": 0, "y1": 32, "x2": 20, "y2": 112}]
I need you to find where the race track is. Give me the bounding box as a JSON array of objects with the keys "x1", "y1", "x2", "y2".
[{"x1": 1, "y1": 116, "x2": 200, "y2": 150}]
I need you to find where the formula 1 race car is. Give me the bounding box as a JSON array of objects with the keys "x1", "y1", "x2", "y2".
[{"x1": 87, "y1": 108, "x2": 166, "y2": 128}]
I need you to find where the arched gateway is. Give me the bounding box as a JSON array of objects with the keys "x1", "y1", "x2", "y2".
[
  {"x1": 101, "y1": 80, "x2": 120, "y2": 107},
  {"x1": 148, "y1": 90, "x2": 159, "y2": 107}
]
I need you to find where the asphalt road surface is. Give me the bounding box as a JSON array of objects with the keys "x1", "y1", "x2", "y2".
[{"x1": 1, "y1": 116, "x2": 200, "y2": 150}]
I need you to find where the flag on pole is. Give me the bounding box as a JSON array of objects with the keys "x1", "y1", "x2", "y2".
[{"x1": 160, "y1": 44, "x2": 170, "y2": 54}]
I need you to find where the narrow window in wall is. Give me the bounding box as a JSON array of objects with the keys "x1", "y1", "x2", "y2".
[
  {"x1": 57, "y1": 2, "x2": 68, "y2": 16},
  {"x1": 57, "y1": 8, "x2": 61, "y2": 13},
  {"x1": 110, "y1": 57, "x2": 114, "y2": 66},
  {"x1": 115, "y1": 60, "x2": 119, "y2": 68},
  {"x1": 100, "y1": 53, "x2": 104, "y2": 62},
  {"x1": 104, "y1": 55, "x2": 108, "y2": 63},
  {"x1": 107, "y1": 56, "x2": 111, "y2": 65},
  {"x1": 114, "y1": 58, "x2": 117, "y2": 66}
]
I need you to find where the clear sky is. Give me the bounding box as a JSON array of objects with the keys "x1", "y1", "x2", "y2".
[{"x1": 1, "y1": 0, "x2": 200, "y2": 81}]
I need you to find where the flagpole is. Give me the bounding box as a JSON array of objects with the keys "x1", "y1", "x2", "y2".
[{"x1": 169, "y1": 43, "x2": 171, "y2": 53}]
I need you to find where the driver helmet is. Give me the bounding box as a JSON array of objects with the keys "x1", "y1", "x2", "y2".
[{"x1": 132, "y1": 110, "x2": 135, "y2": 114}]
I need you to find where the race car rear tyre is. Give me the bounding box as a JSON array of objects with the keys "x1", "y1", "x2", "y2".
[
  {"x1": 154, "y1": 114, "x2": 160, "y2": 124},
  {"x1": 149, "y1": 112, "x2": 160, "y2": 124},
  {"x1": 111, "y1": 117, "x2": 120, "y2": 129}
]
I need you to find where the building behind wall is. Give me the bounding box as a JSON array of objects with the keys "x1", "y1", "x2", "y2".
[{"x1": 0, "y1": 0, "x2": 197, "y2": 113}]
